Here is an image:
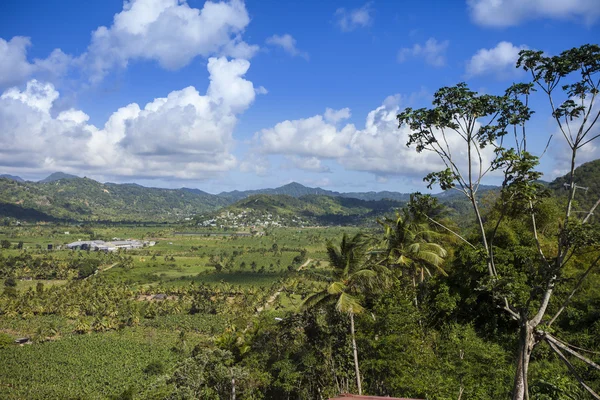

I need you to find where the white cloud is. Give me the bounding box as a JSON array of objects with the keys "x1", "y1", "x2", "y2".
[
  {"x1": 0, "y1": 37, "x2": 35, "y2": 87},
  {"x1": 0, "y1": 37, "x2": 73, "y2": 88},
  {"x1": 335, "y1": 3, "x2": 373, "y2": 32},
  {"x1": 466, "y1": 41, "x2": 527, "y2": 78},
  {"x1": 286, "y1": 156, "x2": 331, "y2": 173},
  {"x1": 324, "y1": 107, "x2": 351, "y2": 124},
  {"x1": 467, "y1": 0, "x2": 600, "y2": 27},
  {"x1": 240, "y1": 154, "x2": 270, "y2": 175},
  {"x1": 302, "y1": 177, "x2": 332, "y2": 187},
  {"x1": 397, "y1": 38, "x2": 449, "y2": 67},
  {"x1": 1, "y1": 80, "x2": 59, "y2": 113},
  {"x1": 253, "y1": 94, "x2": 497, "y2": 181},
  {"x1": 265, "y1": 34, "x2": 308, "y2": 59},
  {"x1": 255, "y1": 112, "x2": 356, "y2": 159},
  {"x1": 83, "y1": 0, "x2": 257, "y2": 82},
  {"x1": 0, "y1": 57, "x2": 258, "y2": 180}
]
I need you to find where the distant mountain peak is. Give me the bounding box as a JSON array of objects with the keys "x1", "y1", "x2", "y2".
[
  {"x1": 281, "y1": 182, "x2": 306, "y2": 188},
  {"x1": 0, "y1": 174, "x2": 24, "y2": 182},
  {"x1": 39, "y1": 172, "x2": 79, "y2": 183}
]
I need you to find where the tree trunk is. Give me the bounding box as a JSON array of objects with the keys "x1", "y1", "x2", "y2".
[
  {"x1": 231, "y1": 375, "x2": 236, "y2": 400},
  {"x1": 512, "y1": 322, "x2": 538, "y2": 400},
  {"x1": 350, "y1": 313, "x2": 362, "y2": 395}
]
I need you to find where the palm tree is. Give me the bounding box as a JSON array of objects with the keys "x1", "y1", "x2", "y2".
[
  {"x1": 377, "y1": 209, "x2": 447, "y2": 290},
  {"x1": 302, "y1": 233, "x2": 384, "y2": 396}
]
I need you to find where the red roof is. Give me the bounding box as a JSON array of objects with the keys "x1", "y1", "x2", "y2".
[{"x1": 329, "y1": 394, "x2": 423, "y2": 400}]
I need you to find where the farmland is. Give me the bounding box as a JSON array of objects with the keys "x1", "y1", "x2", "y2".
[{"x1": 0, "y1": 223, "x2": 363, "y2": 398}]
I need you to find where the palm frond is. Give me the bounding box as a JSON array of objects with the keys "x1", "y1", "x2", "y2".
[
  {"x1": 328, "y1": 281, "x2": 346, "y2": 295},
  {"x1": 301, "y1": 291, "x2": 332, "y2": 311},
  {"x1": 336, "y1": 292, "x2": 364, "y2": 315}
]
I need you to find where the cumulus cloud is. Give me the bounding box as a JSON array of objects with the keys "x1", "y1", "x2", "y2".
[
  {"x1": 466, "y1": 41, "x2": 527, "y2": 78},
  {"x1": 467, "y1": 0, "x2": 600, "y2": 27},
  {"x1": 397, "y1": 38, "x2": 449, "y2": 67},
  {"x1": 0, "y1": 37, "x2": 73, "y2": 88},
  {"x1": 334, "y1": 3, "x2": 373, "y2": 32},
  {"x1": 253, "y1": 95, "x2": 497, "y2": 182},
  {"x1": 286, "y1": 156, "x2": 331, "y2": 173},
  {"x1": 265, "y1": 34, "x2": 308, "y2": 59},
  {"x1": 0, "y1": 37, "x2": 35, "y2": 87},
  {"x1": 239, "y1": 154, "x2": 270, "y2": 176},
  {"x1": 255, "y1": 113, "x2": 355, "y2": 159},
  {"x1": 0, "y1": 57, "x2": 258, "y2": 180},
  {"x1": 324, "y1": 107, "x2": 351, "y2": 124},
  {"x1": 83, "y1": 0, "x2": 257, "y2": 82}
]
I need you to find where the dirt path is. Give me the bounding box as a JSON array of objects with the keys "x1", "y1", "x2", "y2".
[
  {"x1": 85, "y1": 262, "x2": 119, "y2": 280},
  {"x1": 255, "y1": 258, "x2": 312, "y2": 313},
  {"x1": 101, "y1": 262, "x2": 119, "y2": 272}
]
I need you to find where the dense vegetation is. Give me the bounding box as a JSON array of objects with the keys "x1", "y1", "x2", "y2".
[
  {"x1": 0, "y1": 177, "x2": 229, "y2": 222},
  {"x1": 0, "y1": 44, "x2": 599, "y2": 400}
]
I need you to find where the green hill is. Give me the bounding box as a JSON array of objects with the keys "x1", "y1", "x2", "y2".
[
  {"x1": 0, "y1": 174, "x2": 24, "y2": 182},
  {"x1": 39, "y1": 172, "x2": 79, "y2": 183},
  {"x1": 0, "y1": 177, "x2": 229, "y2": 222},
  {"x1": 199, "y1": 194, "x2": 405, "y2": 226},
  {"x1": 549, "y1": 159, "x2": 600, "y2": 219},
  {"x1": 7, "y1": 161, "x2": 594, "y2": 225},
  {"x1": 217, "y1": 182, "x2": 412, "y2": 202}
]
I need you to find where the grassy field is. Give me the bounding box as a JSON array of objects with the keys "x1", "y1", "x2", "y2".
[{"x1": 0, "y1": 224, "x2": 368, "y2": 398}]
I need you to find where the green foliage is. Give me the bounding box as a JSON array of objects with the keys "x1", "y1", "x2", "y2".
[
  {"x1": 164, "y1": 348, "x2": 267, "y2": 399},
  {"x1": 143, "y1": 360, "x2": 166, "y2": 375},
  {"x1": 0, "y1": 333, "x2": 13, "y2": 349},
  {"x1": 0, "y1": 177, "x2": 229, "y2": 222},
  {"x1": 0, "y1": 329, "x2": 182, "y2": 399}
]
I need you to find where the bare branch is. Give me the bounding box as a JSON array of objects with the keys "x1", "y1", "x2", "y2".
[
  {"x1": 583, "y1": 197, "x2": 600, "y2": 224},
  {"x1": 552, "y1": 335, "x2": 600, "y2": 356},
  {"x1": 546, "y1": 334, "x2": 600, "y2": 371},
  {"x1": 538, "y1": 134, "x2": 553, "y2": 159},
  {"x1": 503, "y1": 297, "x2": 519, "y2": 320},
  {"x1": 424, "y1": 215, "x2": 476, "y2": 249},
  {"x1": 529, "y1": 201, "x2": 549, "y2": 265},
  {"x1": 548, "y1": 94, "x2": 574, "y2": 149},
  {"x1": 548, "y1": 253, "x2": 600, "y2": 327},
  {"x1": 529, "y1": 277, "x2": 556, "y2": 327},
  {"x1": 547, "y1": 340, "x2": 600, "y2": 400}
]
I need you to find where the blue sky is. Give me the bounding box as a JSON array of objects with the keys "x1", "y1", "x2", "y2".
[{"x1": 0, "y1": 0, "x2": 599, "y2": 194}]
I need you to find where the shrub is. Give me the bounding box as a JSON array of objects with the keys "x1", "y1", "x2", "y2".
[{"x1": 0, "y1": 333, "x2": 14, "y2": 349}]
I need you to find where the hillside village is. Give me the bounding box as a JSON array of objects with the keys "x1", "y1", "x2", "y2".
[{"x1": 197, "y1": 209, "x2": 311, "y2": 228}]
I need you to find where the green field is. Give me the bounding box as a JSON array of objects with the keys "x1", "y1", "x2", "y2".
[{"x1": 0, "y1": 224, "x2": 362, "y2": 398}]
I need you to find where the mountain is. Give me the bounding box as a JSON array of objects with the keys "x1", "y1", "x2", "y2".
[
  {"x1": 200, "y1": 194, "x2": 405, "y2": 226},
  {"x1": 39, "y1": 172, "x2": 79, "y2": 183},
  {"x1": 216, "y1": 182, "x2": 334, "y2": 202},
  {"x1": 549, "y1": 159, "x2": 600, "y2": 219},
  {"x1": 0, "y1": 177, "x2": 229, "y2": 222},
  {"x1": 0, "y1": 175, "x2": 512, "y2": 224},
  {"x1": 218, "y1": 182, "x2": 413, "y2": 202},
  {"x1": 0, "y1": 174, "x2": 24, "y2": 182}
]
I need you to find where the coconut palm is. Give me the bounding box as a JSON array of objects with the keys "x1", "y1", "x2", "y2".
[
  {"x1": 377, "y1": 209, "x2": 447, "y2": 290},
  {"x1": 302, "y1": 233, "x2": 385, "y2": 396}
]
